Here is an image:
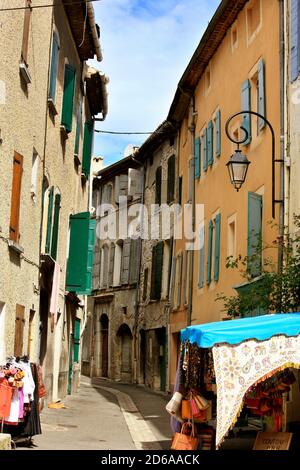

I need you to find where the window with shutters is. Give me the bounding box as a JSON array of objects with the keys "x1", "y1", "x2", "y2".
[
  {"x1": 121, "y1": 238, "x2": 131, "y2": 285},
  {"x1": 48, "y1": 31, "x2": 60, "y2": 106},
  {"x1": 155, "y1": 167, "x2": 162, "y2": 205},
  {"x1": 214, "y1": 213, "x2": 221, "y2": 282},
  {"x1": 246, "y1": 0, "x2": 262, "y2": 44},
  {"x1": 167, "y1": 155, "x2": 176, "y2": 203},
  {"x1": 61, "y1": 64, "x2": 76, "y2": 133},
  {"x1": 249, "y1": 58, "x2": 266, "y2": 136},
  {"x1": 50, "y1": 192, "x2": 61, "y2": 260},
  {"x1": 82, "y1": 120, "x2": 94, "y2": 179},
  {"x1": 150, "y1": 241, "x2": 164, "y2": 300},
  {"x1": 10, "y1": 152, "x2": 23, "y2": 243},
  {"x1": 248, "y1": 192, "x2": 263, "y2": 278},
  {"x1": 14, "y1": 304, "x2": 25, "y2": 357}
]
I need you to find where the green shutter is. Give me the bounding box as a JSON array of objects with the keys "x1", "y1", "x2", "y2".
[
  {"x1": 66, "y1": 212, "x2": 96, "y2": 294},
  {"x1": 214, "y1": 213, "x2": 221, "y2": 282},
  {"x1": 82, "y1": 120, "x2": 94, "y2": 179},
  {"x1": 74, "y1": 98, "x2": 82, "y2": 157},
  {"x1": 167, "y1": 155, "x2": 175, "y2": 203},
  {"x1": 241, "y1": 79, "x2": 251, "y2": 145},
  {"x1": 45, "y1": 186, "x2": 54, "y2": 254},
  {"x1": 73, "y1": 318, "x2": 81, "y2": 363},
  {"x1": 194, "y1": 136, "x2": 201, "y2": 178},
  {"x1": 248, "y1": 192, "x2": 262, "y2": 278},
  {"x1": 258, "y1": 58, "x2": 266, "y2": 130},
  {"x1": 199, "y1": 224, "x2": 205, "y2": 288},
  {"x1": 202, "y1": 128, "x2": 208, "y2": 172},
  {"x1": 61, "y1": 64, "x2": 76, "y2": 133},
  {"x1": 215, "y1": 109, "x2": 221, "y2": 157},
  {"x1": 50, "y1": 193, "x2": 61, "y2": 260},
  {"x1": 49, "y1": 32, "x2": 59, "y2": 102},
  {"x1": 155, "y1": 166, "x2": 162, "y2": 205},
  {"x1": 206, "y1": 220, "x2": 213, "y2": 285},
  {"x1": 207, "y1": 120, "x2": 214, "y2": 166}
]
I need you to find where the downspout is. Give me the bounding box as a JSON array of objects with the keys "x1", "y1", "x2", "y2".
[
  {"x1": 283, "y1": 0, "x2": 291, "y2": 242},
  {"x1": 188, "y1": 96, "x2": 196, "y2": 326},
  {"x1": 86, "y1": 1, "x2": 103, "y2": 62}
]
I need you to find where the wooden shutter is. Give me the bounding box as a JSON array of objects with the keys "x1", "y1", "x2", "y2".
[
  {"x1": 49, "y1": 32, "x2": 59, "y2": 102},
  {"x1": 290, "y1": 0, "x2": 300, "y2": 82},
  {"x1": 74, "y1": 98, "x2": 82, "y2": 157},
  {"x1": 207, "y1": 120, "x2": 214, "y2": 166},
  {"x1": 50, "y1": 193, "x2": 61, "y2": 260},
  {"x1": 66, "y1": 212, "x2": 96, "y2": 294},
  {"x1": 214, "y1": 214, "x2": 221, "y2": 282},
  {"x1": 202, "y1": 128, "x2": 208, "y2": 172},
  {"x1": 121, "y1": 238, "x2": 131, "y2": 284},
  {"x1": 129, "y1": 238, "x2": 141, "y2": 284},
  {"x1": 167, "y1": 155, "x2": 176, "y2": 202},
  {"x1": 155, "y1": 166, "x2": 162, "y2": 205},
  {"x1": 45, "y1": 186, "x2": 54, "y2": 253},
  {"x1": 199, "y1": 224, "x2": 205, "y2": 288},
  {"x1": 206, "y1": 220, "x2": 213, "y2": 285},
  {"x1": 108, "y1": 244, "x2": 115, "y2": 286},
  {"x1": 248, "y1": 192, "x2": 263, "y2": 278},
  {"x1": 177, "y1": 253, "x2": 182, "y2": 307},
  {"x1": 82, "y1": 120, "x2": 94, "y2": 179},
  {"x1": 215, "y1": 109, "x2": 221, "y2": 157},
  {"x1": 194, "y1": 137, "x2": 201, "y2": 178},
  {"x1": 10, "y1": 152, "x2": 23, "y2": 242},
  {"x1": 61, "y1": 64, "x2": 76, "y2": 133},
  {"x1": 14, "y1": 304, "x2": 25, "y2": 357},
  {"x1": 73, "y1": 318, "x2": 81, "y2": 363},
  {"x1": 21, "y1": 1, "x2": 32, "y2": 65},
  {"x1": 241, "y1": 79, "x2": 251, "y2": 145},
  {"x1": 258, "y1": 58, "x2": 266, "y2": 130}
]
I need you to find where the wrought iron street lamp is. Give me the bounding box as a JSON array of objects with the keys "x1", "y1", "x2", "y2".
[{"x1": 225, "y1": 110, "x2": 283, "y2": 219}]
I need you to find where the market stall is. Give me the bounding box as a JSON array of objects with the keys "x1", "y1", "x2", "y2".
[{"x1": 171, "y1": 313, "x2": 300, "y2": 449}]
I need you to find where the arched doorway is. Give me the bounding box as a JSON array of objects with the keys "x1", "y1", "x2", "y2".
[
  {"x1": 100, "y1": 314, "x2": 109, "y2": 377},
  {"x1": 117, "y1": 324, "x2": 133, "y2": 382}
]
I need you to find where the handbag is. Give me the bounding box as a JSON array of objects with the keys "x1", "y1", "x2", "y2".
[
  {"x1": 194, "y1": 394, "x2": 210, "y2": 411},
  {"x1": 171, "y1": 422, "x2": 200, "y2": 451},
  {"x1": 181, "y1": 398, "x2": 208, "y2": 422}
]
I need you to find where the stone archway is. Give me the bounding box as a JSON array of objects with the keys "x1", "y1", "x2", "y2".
[{"x1": 117, "y1": 324, "x2": 133, "y2": 382}]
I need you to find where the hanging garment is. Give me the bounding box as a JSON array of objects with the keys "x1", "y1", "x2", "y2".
[
  {"x1": 22, "y1": 362, "x2": 35, "y2": 403},
  {"x1": 18, "y1": 388, "x2": 24, "y2": 419},
  {"x1": 0, "y1": 383, "x2": 13, "y2": 419},
  {"x1": 5, "y1": 388, "x2": 20, "y2": 424},
  {"x1": 23, "y1": 363, "x2": 41, "y2": 436}
]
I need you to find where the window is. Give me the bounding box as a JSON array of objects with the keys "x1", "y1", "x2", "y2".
[
  {"x1": 61, "y1": 64, "x2": 76, "y2": 133},
  {"x1": 155, "y1": 166, "x2": 162, "y2": 205},
  {"x1": 10, "y1": 152, "x2": 23, "y2": 242},
  {"x1": 44, "y1": 187, "x2": 61, "y2": 260},
  {"x1": 246, "y1": 0, "x2": 262, "y2": 42},
  {"x1": 247, "y1": 192, "x2": 263, "y2": 278},
  {"x1": 231, "y1": 24, "x2": 238, "y2": 51},
  {"x1": 150, "y1": 241, "x2": 164, "y2": 300},
  {"x1": 227, "y1": 215, "x2": 236, "y2": 259},
  {"x1": 167, "y1": 155, "x2": 176, "y2": 203},
  {"x1": 14, "y1": 304, "x2": 25, "y2": 357},
  {"x1": 31, "y1": 149, "x2": 39, "y2": 201},
  {"x1": 82, "y1": 120, "x2": 94, "y2": 179},
  {"x1": 50, "y1": 192, "x2": 61, "y2": 260},
  {"x1": 48, "y1": 31, "x2": 60, "y2": 104}
]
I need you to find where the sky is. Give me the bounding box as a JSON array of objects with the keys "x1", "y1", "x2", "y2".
[{"x1": 91, "y1": 0, "x2": 221, "y2": 166}]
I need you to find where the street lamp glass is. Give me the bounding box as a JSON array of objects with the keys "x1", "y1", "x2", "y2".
[{"x1": 226, "y1": 149, "x2": 250, "y2": 191}]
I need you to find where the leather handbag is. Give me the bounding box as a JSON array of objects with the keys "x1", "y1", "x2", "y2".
[{"x1": 171, "y1": 422, "x2": 200, "y2": 451}]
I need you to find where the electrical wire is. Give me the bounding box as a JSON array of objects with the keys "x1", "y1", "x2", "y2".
[
  {"x1": 78, "y1": 0, "x2": 88, "y2": 48},
  {"x1": 95, "y1": 130, "x2": 153, "y2": 135},
  {"x1": 0, "y1": 0, "x2": 102, "y2": 12}
]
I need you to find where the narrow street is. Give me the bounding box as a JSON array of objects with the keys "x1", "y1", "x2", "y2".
[{"x1": 17, "y1": 379, "x2": 171, "y2": 451}]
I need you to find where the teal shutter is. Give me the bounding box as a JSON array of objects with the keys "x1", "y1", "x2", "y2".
[
  {"x1": 248, "y1": 192, "x2": 263, "y2": 278},
  {"x1": 241, "y1": 79, "x2": 251, "y2": 145},
  {"x1": 199, "y1": 224, "x2": 205, "y2": 288},
  {"x1": 214, "y1": 214, "x2": 221, "y2": 282},
  {"x1": 82, "y1": 120, "x2": 94, "y2": 179},
  {"x1": 73, "y1": 318, "x2": 81, "y2": 363},
  {"x1": 202, "y1": 128, "x2": 208, "y2": 172},
  {"x1": 66, "y1": 212, "x2": 96, "y2": 294},
  {"x1": 74, "y1": 98, "x2": 82, "y2": 157},
  {"x1": 61, "y1": 64, "x2": 76, "y2": 133},
  {"x1": 50, "y1": 193, "x2": 61, "y2": 260},
  {"x1": 155, "y1": 167, "x2": 162, "y2": 205},
  {"x1": 258, "y1": 58, "x2": 266, "y2": 130},
  {"x1": 194, "y1": 136, "x2": 201, "y2": 178},
  {"x1": 207, "y1": 120, "x2": 214, "y2": 166},
  {"x1": 45, "y1": 186, "x2": 54, "y2": 254},
  {"x1": 206, "y1": 220, "x2": 213, "y2": 285},
  {"x1": 215, "y1": 109, "x2": 221, "y2": 157},
  {"x1": 49, "y1": 32, "x2": 59, "y2": 102}
]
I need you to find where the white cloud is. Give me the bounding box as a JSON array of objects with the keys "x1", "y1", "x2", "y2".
[{"x1": 91, "y1": 0, "x2": 220, "y2": 165}]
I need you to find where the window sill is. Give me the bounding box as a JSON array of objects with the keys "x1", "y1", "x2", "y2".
[
  {"x1": 19, "y1": 62, "x2": 31, "y2": 84},
  {"x1": 8, "y1": 239, "x2": 24, "y2": 255},
  {"x1": 47, "y1": 98, "x2": 58, "y2": 116},
  {"x1": 60, "y1": 125, "x2": 69, "y2": 140}
]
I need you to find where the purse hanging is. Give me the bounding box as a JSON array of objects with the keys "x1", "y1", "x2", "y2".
[{"x1": 171, "y1": 421, "x2": 200, "y2": 451}]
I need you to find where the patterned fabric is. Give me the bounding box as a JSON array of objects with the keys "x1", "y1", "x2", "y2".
[{"x1": 212, "y1": 334, "x2": 300, "y2": 448}]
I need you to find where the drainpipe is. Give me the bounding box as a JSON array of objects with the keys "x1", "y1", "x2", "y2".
[
  {"x1": 86, "y1": 1, "x2": 103, "y2": 62},
  {"x1": 188, "y1": 96, "x2": 196, "y2": 326}
]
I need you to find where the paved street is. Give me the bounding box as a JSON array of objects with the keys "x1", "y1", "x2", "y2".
[{"x1": 17, "y1": 379, "x2": 171, "y2": 451}]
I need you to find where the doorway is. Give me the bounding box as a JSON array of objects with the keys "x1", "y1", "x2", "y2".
[
  {"x1": 117, "y1": 324, "x2": 133, "y2": 382},
  {"x1": 100, "y1": 314, "x2": 109, "y2": 377}
]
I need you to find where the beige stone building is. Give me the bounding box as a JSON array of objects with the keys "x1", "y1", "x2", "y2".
[{"x1": 0, "y1": 0, "x2": 108, "y2": 401}]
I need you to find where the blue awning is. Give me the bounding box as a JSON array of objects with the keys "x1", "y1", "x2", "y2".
[{"x1": 180, "y1": 313, "x2": 300, "y2": 348}]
